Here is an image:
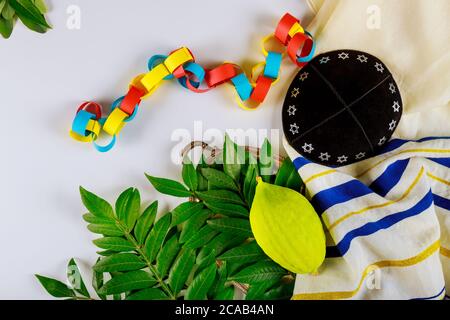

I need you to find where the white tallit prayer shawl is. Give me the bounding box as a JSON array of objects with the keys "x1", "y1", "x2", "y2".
[
  {"x1": 305, "y1": 0, "x2": 450, "y2": 140},
  {"x1": 284, "y1": 137, "x2": 450, "y2": 300}
]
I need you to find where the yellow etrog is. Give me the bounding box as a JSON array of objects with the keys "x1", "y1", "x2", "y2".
[{"x1": 250, "y1": 179, "x2": 326, "y2": 274}]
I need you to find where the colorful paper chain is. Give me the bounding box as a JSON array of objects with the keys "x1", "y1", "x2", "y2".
[{"x1": 70, "y1": 13, "x2": 316, "y2": 152}]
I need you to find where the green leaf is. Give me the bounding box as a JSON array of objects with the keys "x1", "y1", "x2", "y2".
[
  {"x1": 259, "y1": 138, "x2": 274, "y2": 181},
  {"x1": 93, "y1": 253, "x2": 146, "y2": 273},
  {"x1": 196, "y1": 156, "x2": 209, "y2": 191},
  {"x1": 196, "y1": 248, "x2": 216, "y2": 275},
  {"x1": 243, "y1": 163, "x2": 258, "y2": 205},
  {"x1": 261, "y1": 281, "x2": 295, "y2": 300},
  {"x1": 204, "y1": 201, "x2": 248, "y2": 218},
  {"x1": 134, "y1": 201, "x2": 157, "y2": 244},
  {"x1": 215, "y1": 286, "x2": 234, "y2": 300},
  {"x1": 92, "y1": 259, "x2": 106, "y2": 300},
  {"x1": 171, "y1": 201, "x2": 204, "y2": 226},
  {"x1": 9, "y1": 0, "x2": 50, "y2": 28},
  {"x1": 184, "y1": 225, "x2": 219, "y2": 250},
  {"x1": 1, "y1": 2, "x2": 15, "y2": 19},
  {"x1": 245, "y1": 277, "x2": 280, "y2": 300},
  {"x1": 93, "y1": 237, "x2": 134, "y2": 252},
  {"x1": 219, "y1": 241, "x2": 265, "y2": 264},
  {"x1": 0, "y1": 0, "x2": 7, "y2": 13},
  {"x1": 168, "y1": 248, "x2": 196, "y2": 295},
  {"x1": 145, "y1": 174, "x2": 191, "y2": 198},
  {"x1": 227, "y1": 261, "x2": 254, "y2": 277},
  {"x1": 200, "y1": 168, "x2": 239, "y2": 192},
  {"x1": 286, "y1": 167, "x2": 303, "y2": 191},
  {"x1": 144, "y1": 214, "x2": 171, "y2": 263},
  {"x1": 244, "y1": 149, "x2": 259, "y2": 167},
  {"x1": 182, "y1": 157, "x2": 198, "y2": 191},
  {"x1": 35, "y1": 275, "x2": 75, "y2": 298},
  {"x1": 15, "y1": 10, "x2": 46, "y2": 33},
  {"x1": 223, "y1": 134, "x2": 244, "y2": 181},
  {"x1": 228, "y1": 261, "x2": 285, "y2": 284},
  {"x1": 228, "y1": 263, "x2": 254, "y2": 278},
  {"x1": 0, "y1": 16, "x2": 14, "y2": 38},
  {"x1": 87, "y1": 224, "x2": 124, "y2": 237},
  {"x1": 97, "y1": 250, "x2": 116, "y2": 257},
  {"x1": 185, "y1": 264, "x2": 217, "y2": 300},
  {"x1": 225, "y1": 248, "x2": 272, "y2": 276},
  {"x1": 196, "y1": 190, "x2": 245, "y2": 206},
  {"x1": 274, "y1": 158, "x2": 294, "y2": 187},
  {"x1": 156, "y1": 234, "x2": 181, "y2": 278},
  {"x1": 115, "y1": 188, "x2": 140, "y2": 231},
  {"x1": 99, "y1": 270, "x2": 156, "y2": 295},
  {"x1": 209, "y1": 261, "x2": 228, "y2": 298},
  {"x1": 67, "y1": 258, "x2": 90, "y2": 298},
  {"x1": 179, "y1": 209, "x2": 211, "y2": 244},
  {"x1": 207, "y1": 218, "x2": 252, "y2": 238},
  {"x1": 243, "y1": 150, "x2": 258, "y2": 173},
  {"x1": 82, "y1": 213, "x2": 114, "y2": 225},
  {"x1": 201, "y1": 233, "x2": 247, "y2": 257},
  {"x1": 126, "y1": 288, "x2": 168, "y2": 300},
  {"x1": 80, "y1": 187, "x2": 114, "y2": 218},
  {"x1": 67, "y1": 259, "x2": 90, "y2": 298},
  {"x1": 32, "y1": 0, "x2": 47, "y2": 13}
]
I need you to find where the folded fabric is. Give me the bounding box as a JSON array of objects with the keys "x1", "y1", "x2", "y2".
[
  {"x1": 284, "y1": 137, "x2": 450, "y2": 300},
  {"x1": 305, "y1": 0, "x2": 450, "y2": 140}
]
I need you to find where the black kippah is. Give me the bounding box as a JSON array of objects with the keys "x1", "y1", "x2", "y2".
[{"x1": 283, "y1": 50, "x2": 403, "y2": 166}]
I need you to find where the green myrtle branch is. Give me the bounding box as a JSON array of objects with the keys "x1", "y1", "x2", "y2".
[
  {"x1": 109, "y1": 211, "x2": 177, "y2": 300},
  {"x1": 0, "y1": 0, "x2": 51, "y2": 39},
  {"x1": 36, "y1": 135, "x2": 302, "y2": 300}
]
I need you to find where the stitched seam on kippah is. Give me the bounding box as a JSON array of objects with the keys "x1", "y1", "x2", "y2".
[
  {"x1": 291, "y1": 107, "x2": 349, "y2": 143},
  {"x1": 310, "y1": 64, "x2": 348, "y2": 108},
  {"x1": 291, "y1": 66, "x2": 392, "y2": 148},
  {"x1": 344, "y1": 74, "x2": 392, "y2": 153},
  {"x1": 346, "y1": 108, "x2": 375, "y2": 152},
  {"x1": 291, "y1": 65, "x2": 349, "y2": 144},
  {"x1": 346, "y1": 75, "x2": 392, "y2": 109}
]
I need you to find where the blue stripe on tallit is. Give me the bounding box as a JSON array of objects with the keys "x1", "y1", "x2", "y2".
[
  {"x1": 369, "y1": 159, "x2": 410, "y2": 197},
  {"x1": 293, "y1": 157, "x2": 311, "y2": 170},
  {"x1": 428, "y1": 157, "x2": 450, "y2": 168},
  {"x1": 411, "y1": 287, "x2": 446, "y2": 300},
  {"x1": 380, "y1": 137, "x2": 450, "y2": 155},
  {"x1": 433, "y1": 194, "x2": 450, "y2": 211},
  {"x1": 380, "y1": 139, "x2": 410, "y2": 154},
  {"x1": 292, "y1": 138, "x2": 450, "y2": 172},
  {"x1": 312, "y1": 180, "x2": 372, "y2": 213},
  {"x1": 335, "y1": 191, "x2": 434, "y2": 256}
]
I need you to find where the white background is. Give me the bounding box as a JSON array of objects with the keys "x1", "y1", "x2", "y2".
[{"x1": 0, "y1": 0, "x2": 312, "y2": 299}]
